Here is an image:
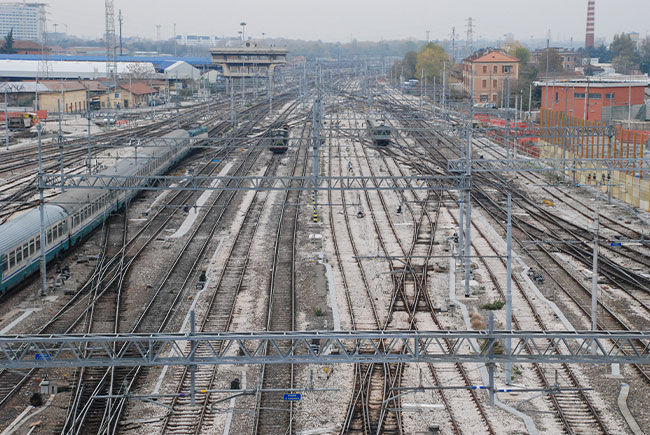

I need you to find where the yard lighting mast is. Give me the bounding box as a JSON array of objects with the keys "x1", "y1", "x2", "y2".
[{"x1": 240, "y1": 22, "x2": 247, "y2": 43}]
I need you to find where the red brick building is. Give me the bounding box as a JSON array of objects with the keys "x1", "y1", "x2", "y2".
[{"x1": 538, "y1": 80, "x2": 647, "y2": 121}]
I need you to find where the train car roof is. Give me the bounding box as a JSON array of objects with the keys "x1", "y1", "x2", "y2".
[{"x1": 0, "y1": 205, "x2": 67, "y2": 254}]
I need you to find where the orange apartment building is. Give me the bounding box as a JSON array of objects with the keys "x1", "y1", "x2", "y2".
[
  {"x1": 538, "y1": 80, "x2": 647, "y2": 121},
  {"x1": 462, "y1": 50, "x2": 520, "y2": 104}
]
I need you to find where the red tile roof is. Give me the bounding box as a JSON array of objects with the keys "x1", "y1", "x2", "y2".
[
  {"x1": 120, "y1": 82, "x2": 156, "y2": 96},
  {"x1": 465, "y1": 50, "x2": 519, "y2": 63},
  {"x1": 39, "y1": 80, "x2": 86, "y2": 92}
]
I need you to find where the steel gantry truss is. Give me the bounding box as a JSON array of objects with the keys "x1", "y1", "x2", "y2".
[
  {"x1": 38, "y1": 173, "x2": 467, "y2": 192},
  {"x1": 447, "y1": 157, "x2": 650, "y2": 173},
  {"x1": 1, "y1": 330, "x2": 649, "y2": 370}
]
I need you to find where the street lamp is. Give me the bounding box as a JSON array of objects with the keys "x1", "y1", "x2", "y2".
[{"x1": 240, "y1": 22, "x2": 247, "y2": 43}]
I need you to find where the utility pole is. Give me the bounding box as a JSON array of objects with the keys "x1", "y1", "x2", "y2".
[
  {"x1": 37, "y1": 121, "x2": 47, "y2": 298},
  {"x1": 4, "y1": 87, "x2": 8, "y2": 150},
  {"x1": 173, "y1": 23, "x2": 177, "y2": 57},
  {"x1": 591, "y1": 184, "x2": 601, "y2": 334},
  {"x1": 312, "y1": 87, "x2": 322, "y2": 222},
  {"x1": 156, "y1": 24, "x2": 162, "y2": 54},
  {"x1": 545, "y1": 31, "x2": 550, "y2": 110},
  {"x1": 505, "y1": 193, "x2": 513, "y2": 384},
  {"x1": 57, "y1": 100, "x2": 64, "y2": 193},
  {"x1": 118, "y1": 9, "x2": 123, "y2": 56},
  {"x1": 86, "y1": 88, "x2": 91, "y2": 174}
]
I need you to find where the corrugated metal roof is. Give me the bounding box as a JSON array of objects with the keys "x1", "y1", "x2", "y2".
[
  {"x1": 0, "y1": 59, "x2": 157, "y2": 79},
  {"x1": 0, "y1": 54, "x2": 212, "y2": 66},
  {"x1": 0, "y1": 205, "x2": 67, "y2": 254},
  {"x1": 0, "y1": 81, "x2": 48, "y2": 93}
]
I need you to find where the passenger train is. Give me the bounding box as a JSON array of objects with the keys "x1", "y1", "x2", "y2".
[
  {"x1": 0, "y1": 127, "x2": 208, "y2": 295},
  {"x1": 367, "y1": 119, "x2": 392, "y2": 146},
  {"x1": 269, "y1": 125, "x2": 290, "y2": 154}
]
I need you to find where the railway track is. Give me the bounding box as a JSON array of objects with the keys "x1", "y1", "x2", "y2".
[
  {"x1": 66, "y1": 97, "x2": 298, "y2": 434},
  {"x1": 379, "y1": 90, "x2": 644, "y2": 433},
  {"x1": 0, "y1": 94, "x2": 296, "y2": 432},
  {"x1": 252, "y1": 115, "x2": 310, "y2": 435},
  {"x1": 156, "y1": 101, "x2": 302, "y2": 435}
]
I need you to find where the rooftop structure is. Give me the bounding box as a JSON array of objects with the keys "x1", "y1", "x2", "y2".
[
  {"x1": 210, "y1": 40, "x2": 287, "y2": 82},
  {"x1": 0, "y1": 2, "x2": 45, "y2": 42}
]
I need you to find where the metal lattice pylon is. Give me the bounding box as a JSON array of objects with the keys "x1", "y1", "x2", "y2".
[{"x1": 105, "y1": 1, "x2": 118, "y2": 98}]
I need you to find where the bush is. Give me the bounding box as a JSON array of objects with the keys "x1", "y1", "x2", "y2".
[{"x1": 482, "y1": 300, "x2": 505, "y2": 310}]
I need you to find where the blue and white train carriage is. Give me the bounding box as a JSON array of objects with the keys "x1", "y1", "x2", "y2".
[{"x1": 0, "y1": 129, "x2": 194, "y2": 294}]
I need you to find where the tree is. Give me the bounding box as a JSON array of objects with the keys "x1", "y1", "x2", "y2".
[
  {"x1": 639, "y1": 36, "x2": 650, "y2": 74},
  {"x1": 539, "y1": 48, "x2": 563, "y2": 74},
  {"x1": 505, "y1": 41, "x2": 530, "y2": 65},
  {"x1": 0, "y1": 29, "x2": 16, "y2": 54},
  {"x1": 610, "y1": 33, "x2": 638, "y2": 73},
  {"x1": 415, "y1": 43, "x2": 451, "y2": 82}
]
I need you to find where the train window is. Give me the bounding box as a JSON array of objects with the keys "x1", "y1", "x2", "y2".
[
  {"x1": 47, "y1": 229, "x2": 52, "y2": 244},
  {"x1": 16, "y1": 249, "x2": 21, "y2": 264},
  {"x1": 62, "y1": 221, "x2": 67, "y2": 233},
  {"x1": 1, "y1": 255, "x2": 6, "y2": 272},
  {"x1": 29, "y1": 240, "x2": 35, "y2": 255},
  {"x1": 36, "y1": 238, "x2": 40, "y2": 251},
  {"x1": 23, "y1": 244, "x2": 28, "y2": 259},
  {"x1": 8, "y1": 252, "x2": 14, "y2": 269}
]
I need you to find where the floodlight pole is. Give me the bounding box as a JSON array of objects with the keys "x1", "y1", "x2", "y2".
[
  {"x1": 505, "y1": 193, "x2": 513, "y2": 384},
  {"x1": 58, "y1": 100, "x2": 64, "y2": 193},
  {"x1": 591, "y1": 184, "x2": 601, "y2": 334},
  {"x1": 38, "y1": 121, "x2": 47, "y2": 298},
  {"x1": 4, "y1": 88, "x2": 8, "y2": 150}
]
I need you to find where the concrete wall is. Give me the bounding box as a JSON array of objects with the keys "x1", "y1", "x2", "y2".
[{"x1": 38, "y1": 90, "x2": 88, "y2": 113}]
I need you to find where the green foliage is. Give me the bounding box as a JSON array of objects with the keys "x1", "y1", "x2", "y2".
[
  {"x1": 539, "y1": 48, "x2": 564, "y2": 73},
  {"x1": 513, "y1": 46, "x2": 531, "y2": 65},
  {"x1": 416, "y1": 42, "x2": 452, "y2": 82},
  {"x1": 0, "y1": 29, "x2": 16, "y2": 54},
  {"x1": 583, "y1": 44, "x2": 612, "y2": 63},
  {"x1": 482, "y1": 300, "x2": 505, "y2": 310},
  {"x1": 314, "y1": 308, "x2": 324, "y2": 317},
  {"x1": 504, "y1": 40, "x2": 530, "y2": 65},
  {"x1": 640, "y1": 37, "x2": 650, "y2": 74}
]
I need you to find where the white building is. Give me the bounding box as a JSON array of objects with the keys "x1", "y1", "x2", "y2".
[
  {"x1": 175, "y1": 34, "x2": 217, "y2": 46},
  {"x1": 163, "y1": 61, "x2": 200, "y2": 80},
  {"x1": 0, "y1": 2, "x2": 46, "y2": 42}
]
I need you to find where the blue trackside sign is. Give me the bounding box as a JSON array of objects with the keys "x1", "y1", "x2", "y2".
[
  {"x1": 283, "y1": 393, "x2": 301, "y2": 401},
  {"x1": 611, "y1": 242, "x2": 622, "y2": 247}
]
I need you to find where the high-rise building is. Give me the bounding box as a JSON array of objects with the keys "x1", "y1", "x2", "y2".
[
  {"x1": 0, "y1": 2, "x2": 46, "y2": 42},
  {"x1": 585, "y1": 0, "x2": 595, "y2": 49}
]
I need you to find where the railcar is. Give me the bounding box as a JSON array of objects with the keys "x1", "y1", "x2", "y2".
[
  {"x1": 269, "y1": 125, "x2": 290, "y2": 154},
  {"x1": 367, "y1": 119, "x2": 392, "y2": 146},
  {"x1": 0, "y1": 129, "x2": 191, "y2": 294}
]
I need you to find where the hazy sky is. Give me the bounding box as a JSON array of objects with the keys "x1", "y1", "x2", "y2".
[{"x1": 49, "y1": 0, "x2": 649, "y2": 43}]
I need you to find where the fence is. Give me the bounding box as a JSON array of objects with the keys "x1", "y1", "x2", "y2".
[{"x1": 539, "y1": 108, "x2": 650, "y2": 212}]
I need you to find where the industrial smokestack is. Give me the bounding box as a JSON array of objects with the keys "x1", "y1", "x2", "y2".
[{"x1": 585, "y1": 0, "x2": 595, "y2": 48}]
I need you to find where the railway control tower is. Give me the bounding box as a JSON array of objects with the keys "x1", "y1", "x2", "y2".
[{"x1": 210, "y1": 40, "x2": 288, "y2": 86}]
